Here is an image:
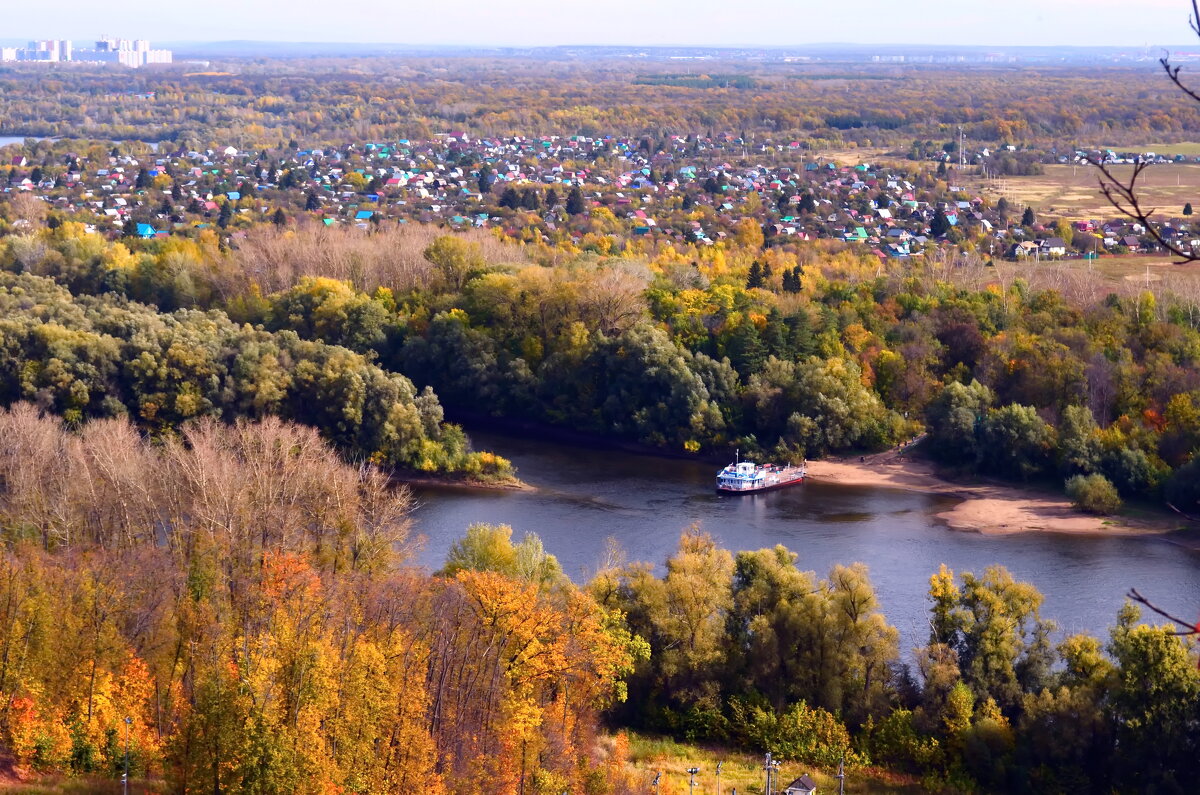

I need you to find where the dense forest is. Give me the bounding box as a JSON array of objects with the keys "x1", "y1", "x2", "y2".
[
  {"x1": 3, "y1": 216, "x2": 1197, "y2": 513},
  {"x1": 0, "y1": 407, "x2": 1194, "y2": 792},
  {"x1": 0, "y1": 49, "x2": 1198, "y2": 792},
  {"x1": 0, "y1": 62, "x2": 1194, "y2": 150}
]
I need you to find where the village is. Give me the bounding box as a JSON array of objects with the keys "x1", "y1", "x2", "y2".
[{"x1": 2, "y1": 132, "x2": 1196, "y2": 263}]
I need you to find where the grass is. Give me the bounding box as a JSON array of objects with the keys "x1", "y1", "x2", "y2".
[
  {"x1": 1100, "y1": 142, "x2": 1200, "y2": 157},
  {"x1": 969, "y1": 163, "x2": 1200, "y2": 220},
  {"x1": 0, "y1": 777, "x2": 167, "y2": 794},
  {"x1": 620, "y1": 732, "x2": 923, "y2": 794}
]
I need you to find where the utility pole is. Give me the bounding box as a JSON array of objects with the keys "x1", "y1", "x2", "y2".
[
  {"x1": 652, "y1": 771, "x2": 661, "y2": 795},
  {"x1": 716, "y1": 761, "x2": 724, "y2": 795},
  {"x1": 123, "y1": 716, "x2": 132, "y2": 795},
  {"x1": 763, "y1": 753, "x2": 781, "y2": 795},
  {"x1": 687, "y1": 766, "x2": 700, "y2": 795},
  {"x1": 836, "y1": 755, "x2": 846, "y2": 795}
]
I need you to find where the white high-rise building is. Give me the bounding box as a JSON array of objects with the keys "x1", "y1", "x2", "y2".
[{"x1": 1, "y1": 35, "x2": 169, "y2": 67}]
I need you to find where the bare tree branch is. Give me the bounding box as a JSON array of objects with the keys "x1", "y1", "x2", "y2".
[
  {"x1": 1127, "y1": 588, "x2": 1199, "y2": 636},
  {"x1": 1086, "y1": 2, "x2": 1200, "y2": 263},
  {"x1": 1086, "y1": 154, "x2": 1199, "y2": 264}
]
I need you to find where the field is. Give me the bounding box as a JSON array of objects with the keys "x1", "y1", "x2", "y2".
[
  {"x1": 621, "y1": 734, "x2": 923, "y2": 794},
  {"x1": 970, "y1": 163, "x2": 1200, "y2": 220},
  {"x1": 1100, "y1": 142, "x2": 1200, "y2": 157}
]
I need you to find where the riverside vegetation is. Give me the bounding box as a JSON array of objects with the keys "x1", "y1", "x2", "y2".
[
  {"x1": 2, "y1": 214, "x2": 1198, "y2": 513},
  {"x1": 0, "y1": 414, "x2": 1194, "y2": 792},
  {"x1": 2, "y1": 58, "x2": 1200, "y2": 788},
  {"x1": 0, "y1": 201, "x2": 1196, "y2": 791}
]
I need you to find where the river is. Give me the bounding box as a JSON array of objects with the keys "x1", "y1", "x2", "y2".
[{"x1": 410, "y1": 429, "x2": 1200, "y2": 654}]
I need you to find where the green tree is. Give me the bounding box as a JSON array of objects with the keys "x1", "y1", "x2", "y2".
[
  {"x1": 924, "y1": 380, "x2": 992, "y2": 466},
  {"x1": 1065, "y1": 473, "x2": 1122, "y2": 514},
  {"x1": 980, "y1": 404, "x2": 1055, "y2": 480},
  {"x1": 440, "y1": 523, "x2": 563, "y2": 590},
  {"x1": 1107, "y1": 605, "x2": 1200, "y2": 790},
  {"x1": 566, "y1": 187, "x2": 586, "y2": 215},
  {"x1": 423, "y1": 235, "x2": 484, "y2": 291}
]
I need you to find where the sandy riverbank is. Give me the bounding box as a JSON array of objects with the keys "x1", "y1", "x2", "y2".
[
  {"x1": 805, "y1": 449, "x2": 1180, "y2": 539},
  {"x1": 393, "y1": 473, "x2": 532, "y2": 492}
]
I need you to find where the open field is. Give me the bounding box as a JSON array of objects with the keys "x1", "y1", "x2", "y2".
[
  {"x1": 622, "y1": 733, "x2": 923, "y2": 794},
  {"x1": 971, "y1": 163, "x2": 1200, "y2": 219},
  {"x1": 820, "y1": 147, "x2": 894, "y2": 166},
  {"x1": 1100, "y1": 142, "x2": 1200, "y2": 157}
]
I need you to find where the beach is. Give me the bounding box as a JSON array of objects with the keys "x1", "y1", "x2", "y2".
[{"x1": 804, "y1": 447, "x2": 1180, "y2": 539}]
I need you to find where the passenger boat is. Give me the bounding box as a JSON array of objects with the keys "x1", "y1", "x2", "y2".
[{"x1": 715, "y1": 455, "x2": 806, "y2": 494}]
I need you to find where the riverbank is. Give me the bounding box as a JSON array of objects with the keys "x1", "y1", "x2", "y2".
[
  {"x1": 805, "y1": 448, "x2": 1182, "y2": 539},
  {"x1": 394, "y1": 472, "x2": 531, "y2": 492}
]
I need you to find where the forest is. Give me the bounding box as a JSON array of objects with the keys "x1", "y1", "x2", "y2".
[
  {"x1": 0, "y1": 406, "x2": 1194, "y2": 792},
  {"x1": 0, "y1": 61, "x2": 1195, "y2": 151},
  {"x1": 2, "y1": 215, "x2": 1197, "y2": 514},
  {"x1": 0, "y1": 50, "x2": 1198, "y2": 793}
]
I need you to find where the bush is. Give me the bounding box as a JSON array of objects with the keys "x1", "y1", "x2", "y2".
[
  {"x1": 1065, "y1": 474, "x2": 1122, "y2": 515},
  {"x1": 1164, "y1": 456, "x2": 1200, "y2": 514}
]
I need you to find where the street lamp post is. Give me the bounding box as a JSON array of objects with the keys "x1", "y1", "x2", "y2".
[
  {"x1": 716, "y1": 760, "x2": 724, "y2": 795},
  {"x1": 687, "y1": 766, "x2": 700, "y2": 795},
  {"x1": 652, "y1": 771, "x2": 661, "y2": 795}
]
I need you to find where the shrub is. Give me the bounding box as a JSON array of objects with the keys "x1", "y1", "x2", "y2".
[{"x1": 1065, "y1": 474, "x2": 1122, "y2": 515}]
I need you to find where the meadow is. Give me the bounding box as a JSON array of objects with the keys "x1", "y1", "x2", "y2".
[{"x1": 971, "y1": 163, "x2": 1200, "y2": 220}]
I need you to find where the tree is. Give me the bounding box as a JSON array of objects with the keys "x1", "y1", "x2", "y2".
[
  {"x1": 1020, "y1": 206, "x2": 1036, "y2": 227},
  {"x1": 1106, "y1": 604, "x2": 1200, "y2": 790},
  {"x1": 1184, "y1": 202, "x2": 1193, "y2": 215},
  {"x1": 440, "y1": 522, "x2": 563, "y2": 590},
  {"x1": 930, "y1": 209, "x2": 950, "y2": 237},
  {"x1": 499, "y1": 186, "x2": 520, "y2": 209},
  {"x1": 272, "y1": 208, "x2": 287, "y2": 226},
  {"x1": 925, "y1": 380, "x2": 992, "y2": 466},
  {"x1": 746, "y1": 260, "x2": 765, "y2": 289},
  {"x1": 305, "y1": 191, "x2": 320, "y2": 211},
  {"x1": 217, "y1": 202, "x2": 233, "y2": 229},
  {"x1": 1065, "y1": 473, "x2": 1122, "y2": 514},
  {"x1": 423, "y1": 235, "x2": 484, "y2": 291},
  {"x1": 980, "y1": 404, "x2": 1055, "y2": 480},
  {"x1": 519, "y1": 188, "x2": 541, "y2": 211},
  {"x1": 566, "y1": 186, "x2": 586, "y2": 215}
]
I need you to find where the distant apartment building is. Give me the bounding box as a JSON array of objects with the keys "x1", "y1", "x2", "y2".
[{"x1": 0, "y1": 36, "x2": 171, "y2": 67}]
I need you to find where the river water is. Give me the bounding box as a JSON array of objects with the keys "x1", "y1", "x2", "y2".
[{"x1": 410, "y1": 430, "x2": 1200, "y2": 654}]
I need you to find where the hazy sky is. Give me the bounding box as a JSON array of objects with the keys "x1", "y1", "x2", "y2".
[{"x1": 5, "y1": 0, "x2": 1196, "y2": 48}]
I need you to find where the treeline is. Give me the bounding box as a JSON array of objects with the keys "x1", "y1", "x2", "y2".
[
  {"x1": 0, "y1": 406, "x2": 640, "y2": 792},
  {"x1": 0, "y1": 62, "x2": 1196, "y2": 149},
  {"x1": 0, "y1": 266, "x2": 512, "y2": 481},
  {"x1": 1, "y1": 404, "x2": 1193, "y2": 792},
  {"x1": 4, "y1": 220, "x2": 1199, "y2": 511},
  {"x1": 578, "y1": 530, "x2": 1199, "y2": 791}
]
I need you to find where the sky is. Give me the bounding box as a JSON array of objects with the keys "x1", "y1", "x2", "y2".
[{"x1": 4, "y1": 0, "x2": 1195, "y2": 48}]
